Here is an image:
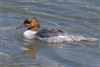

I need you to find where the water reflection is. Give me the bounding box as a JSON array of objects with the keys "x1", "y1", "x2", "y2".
[{"x1": 22, "y1": 40, "x2": 38, "y2": 59}]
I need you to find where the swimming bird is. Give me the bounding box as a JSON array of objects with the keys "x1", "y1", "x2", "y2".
[{"x1": 16, "y1": 17, "x2": 97, "y2": 43}]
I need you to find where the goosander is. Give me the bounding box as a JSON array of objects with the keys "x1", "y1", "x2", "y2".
[{"x1": 16, "y1": 17, "x2": 97, "y2": 43}]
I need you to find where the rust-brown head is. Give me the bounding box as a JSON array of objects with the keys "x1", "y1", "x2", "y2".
[{"x1": 16, "y1": 17, "x2": 40, "y2": 31}]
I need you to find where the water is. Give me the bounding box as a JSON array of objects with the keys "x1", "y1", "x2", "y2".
[{"x1": 0, "y1": 0, "x2": 100, "y2": 67}]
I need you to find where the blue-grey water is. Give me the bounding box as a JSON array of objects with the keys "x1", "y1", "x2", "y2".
[{"x1": 0, "y1": 0, "x2": 100, "y2": 67}]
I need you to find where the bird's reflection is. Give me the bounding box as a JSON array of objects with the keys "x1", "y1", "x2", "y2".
[
  {"x1": 22, "y1": 40, "x2": 39, "y2": 59},
  {"x1": 22, "y1": 38, "x2": 97, "y2": 60},
  {"x1": 23, "y1": 47, "x2": 37, "y2": 59}
]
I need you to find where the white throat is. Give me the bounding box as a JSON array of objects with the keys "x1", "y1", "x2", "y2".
[{"x1": 24, "y1": 30, "x2": 37, "y2": 39}]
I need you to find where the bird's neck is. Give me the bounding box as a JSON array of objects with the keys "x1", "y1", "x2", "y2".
[
  {"x1": 24, "y1": 30, "x2": 37, "y2": 39},
  {"x1": 30, "y1": 26, "x2": 39, "y2": 31}
]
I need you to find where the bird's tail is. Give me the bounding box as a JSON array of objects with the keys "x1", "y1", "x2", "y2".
[
  {"x1": 64, "y1": 35, "x2": 97, "y2": 42},
  {"x1": 80, "y1": 37, "x2": 97, "y2": 42}
]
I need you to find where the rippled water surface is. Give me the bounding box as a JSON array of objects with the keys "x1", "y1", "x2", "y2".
[{"x1": 0, "y1": 0, "x2": 100, "y2": 67}]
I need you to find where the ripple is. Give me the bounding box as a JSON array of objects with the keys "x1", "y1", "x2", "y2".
[
  {"x1": 0, "y1": 51, "x2": 11, "y2": 58},
  {"x1": 1, "y1": 0, "x2": 100, "y2": 67},
  {"x1": 0, "y1": 26, "x2": 16, "y2": 32}
]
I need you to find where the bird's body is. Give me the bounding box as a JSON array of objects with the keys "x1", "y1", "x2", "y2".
[
  {"x1": 16, "y1": 17, "x2": 97, "y2": 43},
  {"x1": 24, "y1": 28, "x2": 97, "y2": 43}
]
